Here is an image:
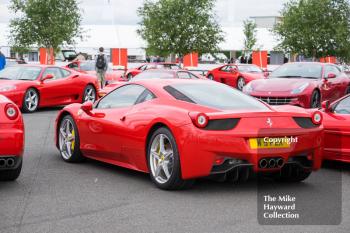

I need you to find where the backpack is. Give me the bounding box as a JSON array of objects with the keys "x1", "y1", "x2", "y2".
[{"x1": 96, "y1": 54, "x2": 106, "y2": 69}]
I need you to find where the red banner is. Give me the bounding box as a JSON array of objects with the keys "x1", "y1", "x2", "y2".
[
  {"x1": 111, "y1": 48, "x2": 128, "y2": 69},
  {"x1": 252, "y1": 51, "x2": 268, "y2": 68},
  {"x1": 183, "y1": 52, "x2": 198, "y2": 67}
]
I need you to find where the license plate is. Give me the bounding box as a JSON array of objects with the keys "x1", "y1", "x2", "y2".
[{"x1": 249, "y1": 138, "x2": 291, "y2": 149}]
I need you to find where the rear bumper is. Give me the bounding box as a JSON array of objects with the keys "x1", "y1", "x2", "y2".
[
  {"x1": 0, "y1": 124, "x2": 25, "y2": 157},
  {"x1": 176, "y1": 124, "x2": 323, "y2": 179}
]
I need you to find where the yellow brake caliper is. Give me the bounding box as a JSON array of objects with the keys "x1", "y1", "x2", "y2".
[{"x1": 71, "y1": 130, "x2": 75, "y2": 151}]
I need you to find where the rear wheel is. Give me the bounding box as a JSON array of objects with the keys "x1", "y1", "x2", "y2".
[
  {"x1": 208, "y1": 74, "x2": 214, "y2": 80},
  {"x1": 310, "y1": 90, "x2": 321, "y2": 108},
  {"x1": 236, "y1": 77, "x2": 246, "y2": 91},
  {"x1": 58, "y1": 115, "x2": 84, "y2": 163},
  {"x1": 22, "y1": 88, "x2": 39, "y2": 113},
  {"x1": 147, "y1": 127, "x2": 194, "y2": 190},
  {"x1": 127, "y1": 73, "x2": 133, "y2": 81},
  {"x1": 346, "y1": 86, "x2": 350, "y2": 95},
  {"x1": 0, "y1": 160, "x2": 22, "y2": 181},
  {"x1": 83, "y1": 85, "x2": 96, "y2": 103}
]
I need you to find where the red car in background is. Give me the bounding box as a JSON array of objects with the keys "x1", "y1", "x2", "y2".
[
  {"x1": 66, "y1": 60, "x2": 126, "y2": 85},
  {"x1": 206, "y1": 64, "x2": 267, "y2": 91},
  {"x1": 244, "y1": 62, "x2": 350, "y2": 108},
  {"x1": 56, "y1": 79, "x2": 322, "y2": 190},
  {"x1": 0, "y1": 95, "x2": 24, "y2": 181},
  {"x1": 125, "y1": 62, "x2": 181, "y2": 80},
  {"x1": 0, "y1": 65, "x2": 99, "y2": 112},
  {"x1": 322, "y1": 95, "x2": 350, "y2": 163},
  {"x1": 99, "y1": 69, "x2": 204, "y2": 97}
]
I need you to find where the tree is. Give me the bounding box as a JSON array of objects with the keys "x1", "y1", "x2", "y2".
[
  {"x1": 137, "y1": 0, "x2": 224, "y2": 60},
  {"x1": 9, "y1": 0, "x2": 83, "y2": 63},
  {"x1": 273, "y1": 0, "x2": 350, "y2": 61},
  {"x1": 243, "y1": 19, "x2": 257, "y2": 52}
]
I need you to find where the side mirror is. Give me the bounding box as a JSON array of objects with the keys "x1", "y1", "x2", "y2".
[
  {"x1": 327, "y1": 73, "x2": 336, "y2": 79},
  {"x1": 322, "y1": 100, "x2": 331, "y2": 112},
  {"x1": 81, "y1": 101, "x2": 93, "y2": 113},
  {"x1": 42, "y1": 74, "x2": 54, "y2": 82}
]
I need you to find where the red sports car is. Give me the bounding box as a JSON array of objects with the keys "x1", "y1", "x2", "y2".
[
  {"x1": 322, "y1": 95, "x2": 350, "y2": 162},
  {"x1": 66, "y1": 60, "x2": 126, "y2": 85},
  {"x1": 0, "y1": 65, "x2": 99, "y2": 112},
  {"x1": 125, "y1": 63, "x2": 181, "y2": 80},
  {"x1": 99, "y1": 69, "x2": 204, "y2": 97},
  {"x1": 206, "y1": 64, "x2": 267, "y2": 91},
  {"x1": 55, "y1": 79, "x2": 323, "y2": 190},
  {"x1": 243, "y1": 62, "x2": 350, "y2": 108},
  {"x1": 0, "y1": 95, "x2": 24, "y2": 181}
]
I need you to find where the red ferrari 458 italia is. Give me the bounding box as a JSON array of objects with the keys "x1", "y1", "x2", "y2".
[
  {"x1": 322, "y1": 95, "x2": 350, "y2": 163},
  {"x1": 243, "y1": 62, "x2": 350, "y2": 108},
  {"x1": 125, "y1": 62, "x2": 181, "y2": 80},
  {"x1": 0, "y1": 95, "x2": 24, "y2": 181},
  {"x1": 55, "y1": 79, "x2": 323, "y2": 190},
  {"x1": 0, "y1": 65, "x2": 99, "y2": 112},
  {"x1": 66, "y1": 60, "x2": 126, "y2": 85},
  {"x1": 99, "y1": 69, "x2": 204, "y2": 97},
  {"x1": 206, "y1": 64, "x2": 267, "y2": 91}
]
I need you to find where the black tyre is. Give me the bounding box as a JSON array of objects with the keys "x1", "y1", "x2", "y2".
[
  {"x1": 236, "y1": 77, "x2": 246, "y2": 91},
  {"x1": 0, "y1": 160, "x2": 22, "y2": 181},
  {"x1": 58, "y1": 115, "x2": 84, "y2": 163},
  {"x1": 147, "y1": 127, "x2": 194, "y2": 190},
  {"x1": 127, "y1": 73, "x2": 133, "y2": 81},
  {"x1": 22, "y1": 88, "x2": 39, "y2": 113},
  {"x1": 275, "y1": 165, "x2": 311, "y2": 182},
  {"x1": 208, "y1": 74, "x2": 214, "y2": 80},
  {"x1": 310, "y1": 90, "x2": 321, "y2": 108},
  {"x1": 82, "y1": 85, "x2": 96, "y2": 103},
  {"x1": 346, "y1": 86, "x2": 350, "y2": 95}
]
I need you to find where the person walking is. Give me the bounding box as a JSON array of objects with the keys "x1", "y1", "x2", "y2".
[
  {"x1": 95, "y1": 47, "x2": 108, "y2": 89},
  {"x1": 0, "y1": 50, "x2": 6, "y2": 70}
]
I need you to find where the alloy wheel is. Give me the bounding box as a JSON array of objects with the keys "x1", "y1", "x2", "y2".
[
  {"x1": 149, "y1": 134, "x2": 174, "y2": 184},
  {"x1": 84, "y1": 86, "x2": 96, "y2": 102},
  {"x1": 25, "y1": 89, "x2": 39, "y2": 112},
  {"x1": 59, "y1": 118, "x2": 76, "y2": 160},
  {"x1": 237, "y1": 77, "x2": 246, "y2": 91},
  {"x1": 311, "y1": 91, "x2": 320, "y2": 108}
]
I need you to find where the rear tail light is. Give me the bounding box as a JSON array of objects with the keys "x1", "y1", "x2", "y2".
[
  {"x1": 5, "y1": 104, "x2": 19, "y2": 120},
  {"x1": 311, "y1": 111, "x2": 322, "y2": 125},
  {"x1": 190, "y1": 112, "x2": 209, "y2": 128}
]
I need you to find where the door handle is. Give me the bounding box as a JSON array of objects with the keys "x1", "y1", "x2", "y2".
[{"x1": 120, "y1": 115, "x2": 126, "y2": 121}]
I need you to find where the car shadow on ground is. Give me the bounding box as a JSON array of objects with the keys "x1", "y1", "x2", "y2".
[{"x1": 80, "y1": 157, "x2": 319, "y2": 193}]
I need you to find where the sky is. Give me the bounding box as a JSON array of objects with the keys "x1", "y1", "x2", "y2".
[{"x1": 0, "y1": 0, "x2": 289, "y2": 26}]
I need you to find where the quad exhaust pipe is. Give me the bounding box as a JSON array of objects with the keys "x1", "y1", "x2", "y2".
[
  {"x1": 259, "y1": 158, "x2": 284, "y2": 169},
  {"x1": 0, "y1": 158, "x2": 16, "y2": 168}
]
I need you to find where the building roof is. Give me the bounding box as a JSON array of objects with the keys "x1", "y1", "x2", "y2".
[{"x1": 0, "y1": 23, "x2": 278, "y2": 51}]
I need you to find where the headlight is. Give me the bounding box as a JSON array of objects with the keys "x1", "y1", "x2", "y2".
[
  {"x1": 243, "y1": 83, "x2": 253, "y2": 93},
  {"x1": 0, "y1": 85, "x2": 17, "y2": 92},
  {"x1": 291, "y1": 83, "x2": 309, "y2": 94}
]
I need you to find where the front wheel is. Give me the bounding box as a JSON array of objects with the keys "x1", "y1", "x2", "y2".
[
  {"x1": 58, "y1": 115, "x2": 84, "y2": 163},
  {"x1": 22, "y1": 88, "x2": 39, "y2": 113},
  {"x1": 147, "y1": 127, "x2": 194, "y2": 190},
  {"x1": 83, "y1": 85, "x2": 96, "y2": 103},
  {"x1": 310, "y1": 90, "x2": 321, "y2": 108},
  {"x1": 236, "y1": 77, "x2": 246, "y2": 91}
]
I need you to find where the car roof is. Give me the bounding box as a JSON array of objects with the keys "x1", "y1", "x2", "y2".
[{"x1": 131, "y1": 78, "x2": 208, "y2": 89}]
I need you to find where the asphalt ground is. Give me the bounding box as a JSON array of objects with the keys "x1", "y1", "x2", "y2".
[{"x1": 1, "y1": 108, "x2": 350, "y2": 233}]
